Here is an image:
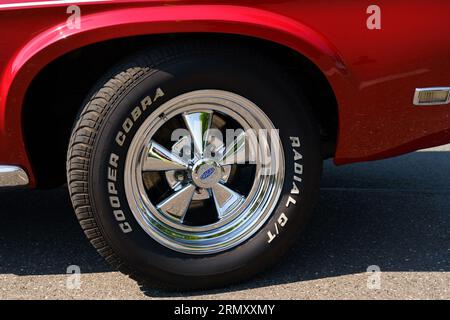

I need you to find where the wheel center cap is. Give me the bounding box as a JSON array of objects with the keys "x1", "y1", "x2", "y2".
[{"x1": 191, "y1": 159, "x2": 222, "y2": 188}]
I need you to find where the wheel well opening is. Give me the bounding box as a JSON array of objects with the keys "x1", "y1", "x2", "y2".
[{"x1": 23, "y1": 34, "x2": 338, "y2": 188}]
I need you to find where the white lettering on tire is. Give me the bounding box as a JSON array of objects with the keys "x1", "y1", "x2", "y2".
[
  {"x1": 107, "y1": 152, "x2": 132, "y2": 233},
  {"x1": 115, "y1": 88, "x2": 164, "y2": 146},
  {"x1": 107, "y1": 88, "x2": 165, "y2": 233},
  {"x1": 267, "y1": 136, "x2": 303, "y2": 243}
]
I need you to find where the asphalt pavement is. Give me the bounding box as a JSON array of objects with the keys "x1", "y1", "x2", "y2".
[{"x1": 0, "y1": 145, "x2": 449, "y2": 299}]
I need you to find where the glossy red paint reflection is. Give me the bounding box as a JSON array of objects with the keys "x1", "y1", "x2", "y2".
[{"x1": 0, "y1": 0, "x2": 449, "y2": 186}]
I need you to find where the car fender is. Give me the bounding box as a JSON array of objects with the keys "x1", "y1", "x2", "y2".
[{"x1": 0, "y1": 4, "x2": 352, "y2": 186}]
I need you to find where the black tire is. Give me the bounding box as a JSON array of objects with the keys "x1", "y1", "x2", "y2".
[{"x1": 67, "y1": 40, "x2": 322, "y2": 290}]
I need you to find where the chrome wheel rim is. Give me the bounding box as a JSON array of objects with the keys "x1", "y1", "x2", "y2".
[{"x1": 124, "y1": 90, "x2": 285, "y2": 254}]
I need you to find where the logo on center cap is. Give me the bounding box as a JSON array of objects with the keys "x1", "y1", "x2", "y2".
[{"x1": 200, "y1": 167, "x2": 216, "y2": 180}]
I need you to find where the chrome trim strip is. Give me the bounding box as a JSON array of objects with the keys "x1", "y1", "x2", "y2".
[
  {"x1": 0, "y1": 0, "x2": 108, "y2": 10},
  {"x1": 0, "y1": 166, "x2": 29, "y2": 188},
  {"x1": 413, "y1": 87, "x2": 450, "y2": 106}
]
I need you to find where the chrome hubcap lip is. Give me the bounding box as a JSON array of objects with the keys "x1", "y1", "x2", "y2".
[{"x1": 124, "y1": 90, "x2": 285, "y2": 254}]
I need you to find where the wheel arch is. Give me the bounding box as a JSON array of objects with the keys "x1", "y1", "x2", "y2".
[{"x1": 9, "y1": 5, "x2": 345, "y2": 186}]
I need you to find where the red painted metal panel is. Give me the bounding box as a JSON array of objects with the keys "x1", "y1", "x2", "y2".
[{"x1": 0, "y1": 1, "x2": 449, "y2": 185}]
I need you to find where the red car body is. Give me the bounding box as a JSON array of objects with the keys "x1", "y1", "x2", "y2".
[{"x1": 1, "y1": 0, "x2": 450, "y2": 187}]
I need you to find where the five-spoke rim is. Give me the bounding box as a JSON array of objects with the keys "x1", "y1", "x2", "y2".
[{"x1": 124, "y1": 90, "x2": 285, "y2": 254}]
